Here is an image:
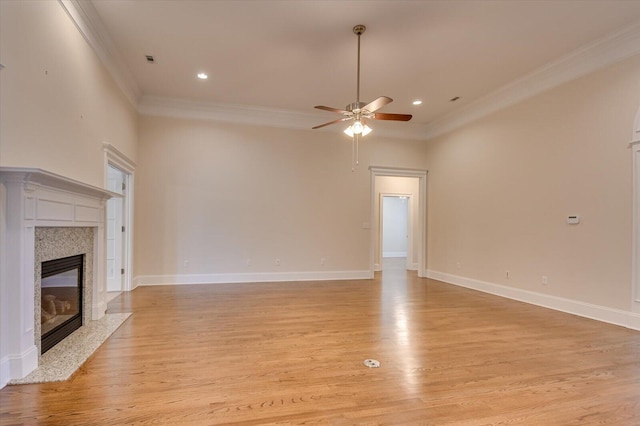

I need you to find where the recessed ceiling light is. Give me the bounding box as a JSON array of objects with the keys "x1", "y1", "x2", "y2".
[
  {"x1": 145, "y1": 55, "x2": 155, "y2": 63},
  {"x1": 197, "y1": 72, "x2": 208, "y2": 80},
  {"x1": 412, "y1": 100, "x2": 422, "y2": 105}
]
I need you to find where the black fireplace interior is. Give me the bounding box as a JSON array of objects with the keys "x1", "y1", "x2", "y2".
[{"x1": 41, "y1": 254, "x2": 84, "y2": 354}]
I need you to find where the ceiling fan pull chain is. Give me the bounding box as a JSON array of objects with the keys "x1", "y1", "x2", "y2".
[
  {"x1": 351, "y1": 136, "x2": 356, "y2": 172},
  {"x1": 351, "y1": 133, "x2": 359, "y2": 172}
]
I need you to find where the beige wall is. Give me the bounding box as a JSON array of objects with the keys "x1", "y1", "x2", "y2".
[
  {"x1": 135, "y1": 115, "x2": 427, "y2": 278},
  {"x1": 0, "y1": 1, "x2": 137, "y2": 188},
  {"x1": 425, "y1": 55, "x2": 640, "y2": 310}
]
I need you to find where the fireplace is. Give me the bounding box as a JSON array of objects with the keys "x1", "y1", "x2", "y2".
[
  {"x1": 1, "y1": 167, "x2": 117, "y2": 387},
  {"x1": 40, "y1": 254, "x2": 84, "y2": 354},
  {"x1": 34, "y1": 226, "x2": 94, "y2": 357}
]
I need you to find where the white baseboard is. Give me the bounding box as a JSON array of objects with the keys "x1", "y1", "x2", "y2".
[
  {"x1": 92, "y1": 301, "x2": 107, "y2": 320},
  {"x1": 426, "y1": 270, "x2": 640, "y2": 331},
  {"x1": 382, "y1": 251, "x2": 407, "y2": 258},
  {"x1": 374, "y1": 262, "x2": 418, "y2": 272},
  {"x1": 134, "y1": 270, "x2": 371, "y2": 287},
  {"x1": 0, "y1": 356, "x2": 9, "y2": 389},
  {"x1": 0, "y1": 345, "x2": 38, "y2": 390}
]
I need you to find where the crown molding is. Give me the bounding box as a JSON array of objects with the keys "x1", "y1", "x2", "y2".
[
  {"x1": 58, "y1": 0, "x2": 141, "y2": 106},
  {"x1": 138, "y1": 95, "x2": 429, "y2": 140},
  {"x1": 138, "y1": 95, "x2": 327, "y2": 130},
  {"x1": 423, "y1": 20, "x2": 640, "y2": 140}
]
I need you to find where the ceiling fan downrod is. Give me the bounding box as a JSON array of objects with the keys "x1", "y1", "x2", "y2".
[
  {"x1": 352, "y1": 25, "x2": 366, "y2": 172},
  {"x1": 353, "y1": 25, "x2": 365, "y2": 107}
]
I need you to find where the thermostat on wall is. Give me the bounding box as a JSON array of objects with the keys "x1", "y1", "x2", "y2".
[{"x1": 567, "y1": 215, "x2": 580, "y2": 225}]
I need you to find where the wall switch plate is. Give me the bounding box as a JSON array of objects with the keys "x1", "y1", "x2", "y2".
[{"x1": 567, "y1": 215, "x2": 580, "y2": 224}]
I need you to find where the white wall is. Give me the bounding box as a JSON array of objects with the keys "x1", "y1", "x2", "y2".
[
  {"x1": 134, "y1": 115, "x2": 427, "y2": 284},
  {"x1": 424, "y1": 54, "x2": 640, "y2": 314},
  {"x1": 0, "y1": 0, "x2": 138, "y2": 187},
  {"x1": 382, "y1": 196, "x2": 408, "y2": 257}
]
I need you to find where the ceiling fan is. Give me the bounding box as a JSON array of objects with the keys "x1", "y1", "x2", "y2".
[{"x1": 312, "y1": 25, "x2": 413, "y2": 170}]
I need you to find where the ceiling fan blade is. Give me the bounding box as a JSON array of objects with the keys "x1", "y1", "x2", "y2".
[
  {"x1": 362, "y1": 96, "x2": 393, "y2": 113},
  {"x1": 373, "y1": 112, "x2": 413, "y2": 121},
  {"x1": 312, "y1": 117, "x2": 350, "y2": 130},
  {"x1": 315, "y1": 105, "x2": 349, "y2": 114}
]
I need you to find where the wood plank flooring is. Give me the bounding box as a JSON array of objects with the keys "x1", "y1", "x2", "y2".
[{"x1": 3, "y1": 266, "x2": 640, "y2": 425}]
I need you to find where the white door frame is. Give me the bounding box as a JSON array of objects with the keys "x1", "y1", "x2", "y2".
[
  {"x1": 631, "y1": 104, "x2": 640, "y2": 314},
  {"x1": 106, "y1": 165, "x2": 125, "y2": 291},
  {"x1": 369, "y1": 166, "x2": 427, "y2": 278},
  {"x1": 379, "y1": 193, "x2": 413, "y2": 271},
  {"x1": 103, "y1": 143, "x2": 136, "y2": 292}
]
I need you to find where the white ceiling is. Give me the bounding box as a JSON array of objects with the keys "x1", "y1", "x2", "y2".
[{"x1": 88, "y1": 0, "x2": 640, "y2": 135}]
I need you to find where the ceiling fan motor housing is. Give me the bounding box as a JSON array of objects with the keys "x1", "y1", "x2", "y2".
[{"x1": 346, "y1": 101, "x2": 367, "y2": 112}]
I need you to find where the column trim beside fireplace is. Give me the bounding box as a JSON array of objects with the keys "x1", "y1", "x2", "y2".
[{"x1": 0, "y1": 168, "x2": 120, "y2": 387}]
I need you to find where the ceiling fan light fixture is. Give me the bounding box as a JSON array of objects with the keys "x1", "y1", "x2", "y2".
[
  {"x1": 344, "y1": 121, "x2": 371, "y2": 137},
  {"x1": 352, "y1": 120, "x2": 364, "y2": 134}
]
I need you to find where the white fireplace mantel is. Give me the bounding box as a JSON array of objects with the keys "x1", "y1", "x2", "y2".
[{"x1": 0, "y1": 167, "x2": 120, "y2": 387}]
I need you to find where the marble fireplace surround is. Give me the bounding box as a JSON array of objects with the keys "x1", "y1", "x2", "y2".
[
  {"x1": 0, "y1": 168, "x2": 119, "y2": 386},
  {"x1": 35, "y1": 227, "x2": 94, "y2": 356}
]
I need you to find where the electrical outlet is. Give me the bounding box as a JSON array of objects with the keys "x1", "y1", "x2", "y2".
[
  {"x1": 542, "y1": 275, "x2": 549, "y2": 285},
  {"x1": 456, "y1": 262, "x2": 461, "y2": 270},
  {"x1": 275, "y1": 258, "x2": 281, "y2": 266},
  {"x1": 246, "y1": 258, "x2": 251, "y2": 267},
  {"x1": 320, "y1": 258, "x2": 326, "y2": 266},
  {"x1": 183, "y1": 260, "x2": 189, "y2": 269}
]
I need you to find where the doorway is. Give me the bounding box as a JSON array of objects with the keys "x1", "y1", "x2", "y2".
[
  {"x1": 381, "y1": 195, "x2": 411, "y2": 271},
  {"x1": 369, "y1": 167, "x2": 427, "y2": 278},
  {"x1": 103, "y1": 143, "x2": 135, "y2": 295},
  {"x1": 106, "y1": 164, "x2": 126, "y2": 293}
]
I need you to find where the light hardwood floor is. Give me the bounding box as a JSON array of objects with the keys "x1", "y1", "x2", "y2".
[{"x1": 2, "y1": 267, "x2": 640, "y2": 425}]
